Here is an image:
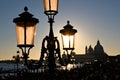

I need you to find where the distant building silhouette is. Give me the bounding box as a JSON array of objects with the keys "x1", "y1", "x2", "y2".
[
  {"x1": 75, "y1": 40, "x2": 108, "y2": 64},
  {"x1": 62, "y1": 40, "x2": 120, "y2": 64}
]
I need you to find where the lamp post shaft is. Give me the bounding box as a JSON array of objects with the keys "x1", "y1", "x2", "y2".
[
  {"x1": 49, "y1": 18, "x2": 54, "y2": 38},
  {"x1": 48, "y1": 18, "x2": 56, "y2": 71}
]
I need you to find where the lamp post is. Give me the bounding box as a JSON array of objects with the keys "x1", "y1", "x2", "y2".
[
  {"x1": 13, "y1": 7, "x2": 39, "y2": 68},
  {"x1": 40, "y1": 0, "x2": 63, "y2": 71},
  {"x1": 60, "y1": 21, "x2": 77, "y2": 64}
]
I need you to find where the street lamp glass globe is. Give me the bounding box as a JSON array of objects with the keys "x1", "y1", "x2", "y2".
[
  {"x1": 60, "y1": 21, "x2": 77, "y2": 50},
  {"x1": 43, "y1": 0, "x2": 58, "y2": 15},
  {"x1": 16, "y1": 22, "x2": 37, "y2": 47},
  {"x1": 13, "y1": 7, "x2": 39, "y2": 48}
]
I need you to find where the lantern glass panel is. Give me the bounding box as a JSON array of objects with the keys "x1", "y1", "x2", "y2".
[
  {"x1": 62, "y1": 35, "x2": 74, "y2": 49},
  {"x1": 16, "y1": 25, "x2": 24, "y2": 45},
  {"x1": 44, "y1": 0, "x2": 58, "y2": 15},
  {"x1": 16, "y1": 22, "x2": 36, "y2": 46}
]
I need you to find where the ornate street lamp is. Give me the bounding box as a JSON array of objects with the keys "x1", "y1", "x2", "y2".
[
  {"x1": 60, "y1": 21, "x2": 77, "y2": 51},
  {"x1": 60, "y1": 21, "x2": 77, "y2": 63},
  {"x1": 13, "y1": 7, "x2": 39, "y2": 67},
  {"x1": 40, "y1": 0, "x2": 62, "y2": 71}
]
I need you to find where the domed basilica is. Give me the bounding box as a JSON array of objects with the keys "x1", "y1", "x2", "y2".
[{"x1": 75, "y1": 40, "x2": 108, "y2": 63}]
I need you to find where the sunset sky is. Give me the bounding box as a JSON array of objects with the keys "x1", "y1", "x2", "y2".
[{"x1": 0, "y1": 0, "x2": 120, "y2": 60}]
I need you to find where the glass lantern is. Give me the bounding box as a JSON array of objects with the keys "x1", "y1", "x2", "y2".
[
  {"x1": 43, "y1": 0, "x2": 59, "y2": 15},
  {"x1": 13, "y1": 7, "x2": 39, "y2": 48},
  {"x1": 60, "y1": 21, "x2": 77, "y2": 50}
]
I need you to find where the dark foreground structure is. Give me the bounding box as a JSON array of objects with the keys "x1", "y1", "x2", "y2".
[{"x1": 0, "y1": 61, "x2": 120, "y2": 80}]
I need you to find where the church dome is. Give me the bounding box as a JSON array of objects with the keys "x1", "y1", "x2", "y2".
[{"x1": 94, "y1": 40, "x2": 104, "y2": 54}]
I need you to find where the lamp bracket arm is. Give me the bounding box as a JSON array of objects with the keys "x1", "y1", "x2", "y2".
[
  {"x1": 54, "y1": 37, "x2": 63, "y2": 65},
  {"x1": 39, "y1": 36, "x2": 49, "y2": 66}
]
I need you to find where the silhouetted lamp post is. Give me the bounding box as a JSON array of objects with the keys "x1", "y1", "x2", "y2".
[
  {"x1": 60, "y1": 21, "x2": 77, "y2": 63},
  {"x1": 40, "y1": 0, "x2": 62, "y2": 71},
  {"x1": 13, "y1": 7, "x2": 39, "y2": 66}
]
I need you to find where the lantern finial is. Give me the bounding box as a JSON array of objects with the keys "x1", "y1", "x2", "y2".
[
  {"x1": 67, "y1": 20, "x2": 70, "y2": 24},
  {"x1": 24, "y1": 6, "x2": 28, "y2": 12}
]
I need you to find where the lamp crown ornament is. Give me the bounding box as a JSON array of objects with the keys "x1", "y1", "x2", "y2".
[
  {"x1": 24, "y1": 6, "x2": 28, "y2": 12},
  {"x1": 64, "y1": 20, "x2": 73, "y2": 28},
  {"x1": 13, "y1": 6, "x2": 39, "y2": 25},
  {"x1": 60, "y1": 20, "x2": 77, "y2": 35}
]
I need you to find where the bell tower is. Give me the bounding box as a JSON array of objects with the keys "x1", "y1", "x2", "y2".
[{"x1": 85, "y1": 46, "x2": 88, "y2": 54}]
